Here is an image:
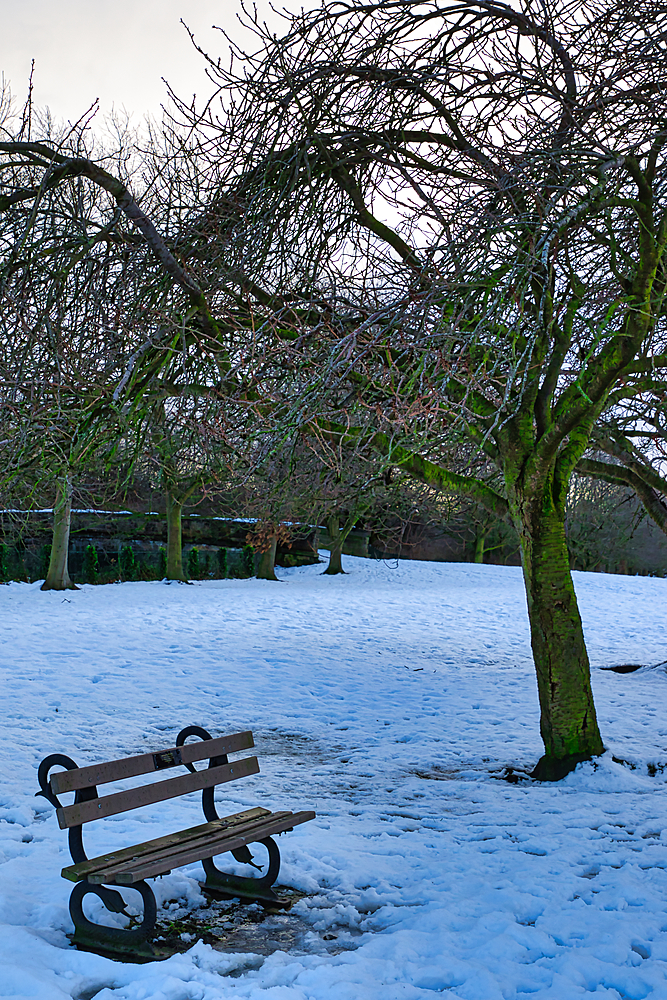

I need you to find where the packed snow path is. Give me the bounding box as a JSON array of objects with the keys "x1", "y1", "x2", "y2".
[{"x1": 1, "y1": 557, "x2": 667, "y2": 999}]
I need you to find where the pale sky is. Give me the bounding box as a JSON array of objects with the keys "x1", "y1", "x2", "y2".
[{"x1": 0, "y1": 1, "x2": 315, "y2": 129}]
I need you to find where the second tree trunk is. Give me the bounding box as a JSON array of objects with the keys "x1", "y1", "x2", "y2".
[
  {"x1": 166, "y1": 494, "x2": 188, "y2": 582},
  {"x1": 41, "y1": 475, "x2": 78, "y2": 591},
  {"x1": 324, "y1": 515, "x2": 345, "y2": 575},
  {"x1": 255, "y1": 536, "x2": 279, "y2": 581}
]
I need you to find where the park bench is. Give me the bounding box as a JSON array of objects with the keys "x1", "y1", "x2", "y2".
[{"x1": 36, "y1": 725, "x2": 315, "y2": 960}]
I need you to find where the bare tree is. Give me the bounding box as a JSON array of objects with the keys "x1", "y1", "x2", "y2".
[{"x1": 172, "y1": 0, "x2": 667, "y2": 777}]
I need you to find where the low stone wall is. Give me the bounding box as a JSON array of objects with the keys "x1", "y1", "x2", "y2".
[
  {"x1": 0, "y1": 512, "x2": 322, "y2": 583},
  {"x1": 315, "y1": 527, "x2": 371, "y2": 558}
]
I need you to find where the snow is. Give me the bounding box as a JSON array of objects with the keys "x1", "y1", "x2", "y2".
[
  {"x1": 1, "y1": 557, "x2": 667, "y2": 999},
  {"x1": 0, "y1": 510, "x2": 138, "y2": 515}
]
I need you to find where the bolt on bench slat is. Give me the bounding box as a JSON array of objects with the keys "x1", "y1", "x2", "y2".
[
  {"x1": 60, "y1": 807, "x2": 272, "y2": 883},
  {"x1": 56, "y1": 756, "x2": 260, "y2": 828},
  {"x1": 51, "y1": 731, "x2": 254, "y2": 794}
]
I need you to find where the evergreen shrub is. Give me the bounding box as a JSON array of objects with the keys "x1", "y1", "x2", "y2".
[
  {"x1": 188, "y1": 547, "x2": 200, "y2": 580},
  {"x1": 39, "y1": 544, "x2": 51, "y2": 580},
  {"x1": 119, "y1": 545, "x2": 135, "y2": 581},
  {"x1": 242, "y1": 545, "x2": 254, "y2": 577},
  {"x1": 218, "y1": 547, "x2": 228, "y2": 579},
  {"x1": 82, "y1": 544, "x2": 99, "y2": 583}
]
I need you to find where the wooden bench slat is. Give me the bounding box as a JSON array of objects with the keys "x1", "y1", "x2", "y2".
[
  {"x1": 62, "y1": 809, "x2": 283, "y2": 882},
  {"x1": 88, "y1": 810, "x2": 295, "y2": 883},
  {"x1": 51, "y1": 732, "x2": 254, "y2": 794},
  {"x1": 56, "y1": 756, "x2": 260, "y2": 829},
  {"x1": 90, "y1": 810, "x2": 316, "y2": 884},
  {"x1": 60, "y1": 807, "x2": 272, "y2": 883}
]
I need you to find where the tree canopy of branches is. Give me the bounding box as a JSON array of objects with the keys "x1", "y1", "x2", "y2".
[
  {"x1": 173, "y1": 0, "x2": 667, "y2": 778},
  {"x1": 0, "y1": 101, "x2": 258, "y2": 588}
]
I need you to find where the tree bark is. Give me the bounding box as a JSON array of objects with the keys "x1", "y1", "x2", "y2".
[
  {"x1": 324, "y1": 515, "x2": 345, "y2": 575},
  {"x1": 255, "y1": 536, "x2": 279, "y2": 581},
  {"x1": 41, "y1": 475, "x2": 78, "y2": 591},
  {"x1": 165, "y1": 493, "x2": 188, "y2": 582},
  {"x1": 473, "y1": 529, "x2": 486, "y2": 564},
  {"x1": 511, "y1": 488, "x2": 604, "y2": 779}
]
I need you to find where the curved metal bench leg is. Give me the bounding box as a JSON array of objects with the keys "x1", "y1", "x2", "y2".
[
  {"x1": 69, "y1": 880, "x2": 157, "y2": 960},
  {"x1": 202, "y1": 837, "x2": 287, "y2": 906}
]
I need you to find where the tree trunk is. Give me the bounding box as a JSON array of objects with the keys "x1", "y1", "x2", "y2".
[
  {"x1": 324, "y1": 515, "x2": 345, "y2": 575},
  {"x1": 255, "y1": 536, "x2": 279, "y2": 580},
  {"x1": 166, "y1": 493, "x2": 188, "y2": 582},
  {"x1": 41, "y1": 475, "x2": 78, "y2": 591},
  {"x1": 513, "y1": 495, "x2": 604, "y2": 779},
  {"x1": 473, "y1": 529, "x2": 486, "y2": 564}
]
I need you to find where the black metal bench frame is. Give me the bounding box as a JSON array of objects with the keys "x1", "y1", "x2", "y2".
[{"x1": 36, "y1": 725, "x2": 315, "y2": 960}]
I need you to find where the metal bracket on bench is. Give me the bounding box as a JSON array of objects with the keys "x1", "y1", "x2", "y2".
[
  {"x1": 69, "y1": 879, "x2": 157, "y2": 961},
  {"x1": 37, "y1": 754, "x2": 158, "y2": 959},
  {"x1": 201, "y1": 835, "x2": 285, "y2": 906}
]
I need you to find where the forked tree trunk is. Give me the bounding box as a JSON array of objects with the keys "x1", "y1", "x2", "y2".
[
  {"x1": 325, "y1": 544, "x2": 344, "y2": 575},
  {"x1": 165, "y1": 493, "x2": 188, "y2": 582},
  {"x1": 41, "y1": 475, "x2": 78, "y2": 591},
  {"x1": 255, "y1": 536, "x2": 279, "y2": 581},
  {"x1": 512, "y1": 492, "x2": 604, "y2": 780},
  {"x1": 324, "y1": 515, "x2": 345, "y2": 575}
]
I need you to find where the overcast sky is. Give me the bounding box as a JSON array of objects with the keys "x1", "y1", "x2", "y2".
[{"x1": 0, "y1": 1, "x2": 315, "y2": 129}]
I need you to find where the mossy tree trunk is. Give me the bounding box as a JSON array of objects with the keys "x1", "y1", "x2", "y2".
[
  {"x1": 473, "y1": 529, "x2": 486, "y2": 564},
  {"x1": 324, "y1": 515, "x2": 345, "y2": 575},
  {"x1": 255, "y1": 535, "x2": 279, "y2": 581},
  {"x1": 509, "y1": 476, "x2": 604, "y2": 779},
  {"x1": 323, "y1": 509, "x2": 362, "y2": 575},
  {"x1": 165, "y1": 492, "x2": 188, "y2": 582},
  {"x1": 41, "y1": 474, "x2": 78, "y2": 591}
]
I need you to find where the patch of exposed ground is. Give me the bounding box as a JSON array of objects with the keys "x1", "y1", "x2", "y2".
[{"x1": 150, "y1": 890, "x2": 361, "y2": 961}]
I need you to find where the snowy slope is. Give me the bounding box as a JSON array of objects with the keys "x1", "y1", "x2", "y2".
[{"x1": 0, "y1": 557, "x2": 666, "y2": 999}]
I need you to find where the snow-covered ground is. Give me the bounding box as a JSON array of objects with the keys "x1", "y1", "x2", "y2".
[{"x1": 1, "y1": 557, "x2": 667, "y2": 999}]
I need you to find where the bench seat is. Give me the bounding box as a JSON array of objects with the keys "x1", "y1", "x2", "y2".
[{"x1": 61, "y1": 806, "x2": 315, "y2": 885}]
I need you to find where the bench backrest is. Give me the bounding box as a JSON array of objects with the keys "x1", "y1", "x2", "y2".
[{"x1": 50, "y1": 731, "x2": 258, "y2": 829}]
